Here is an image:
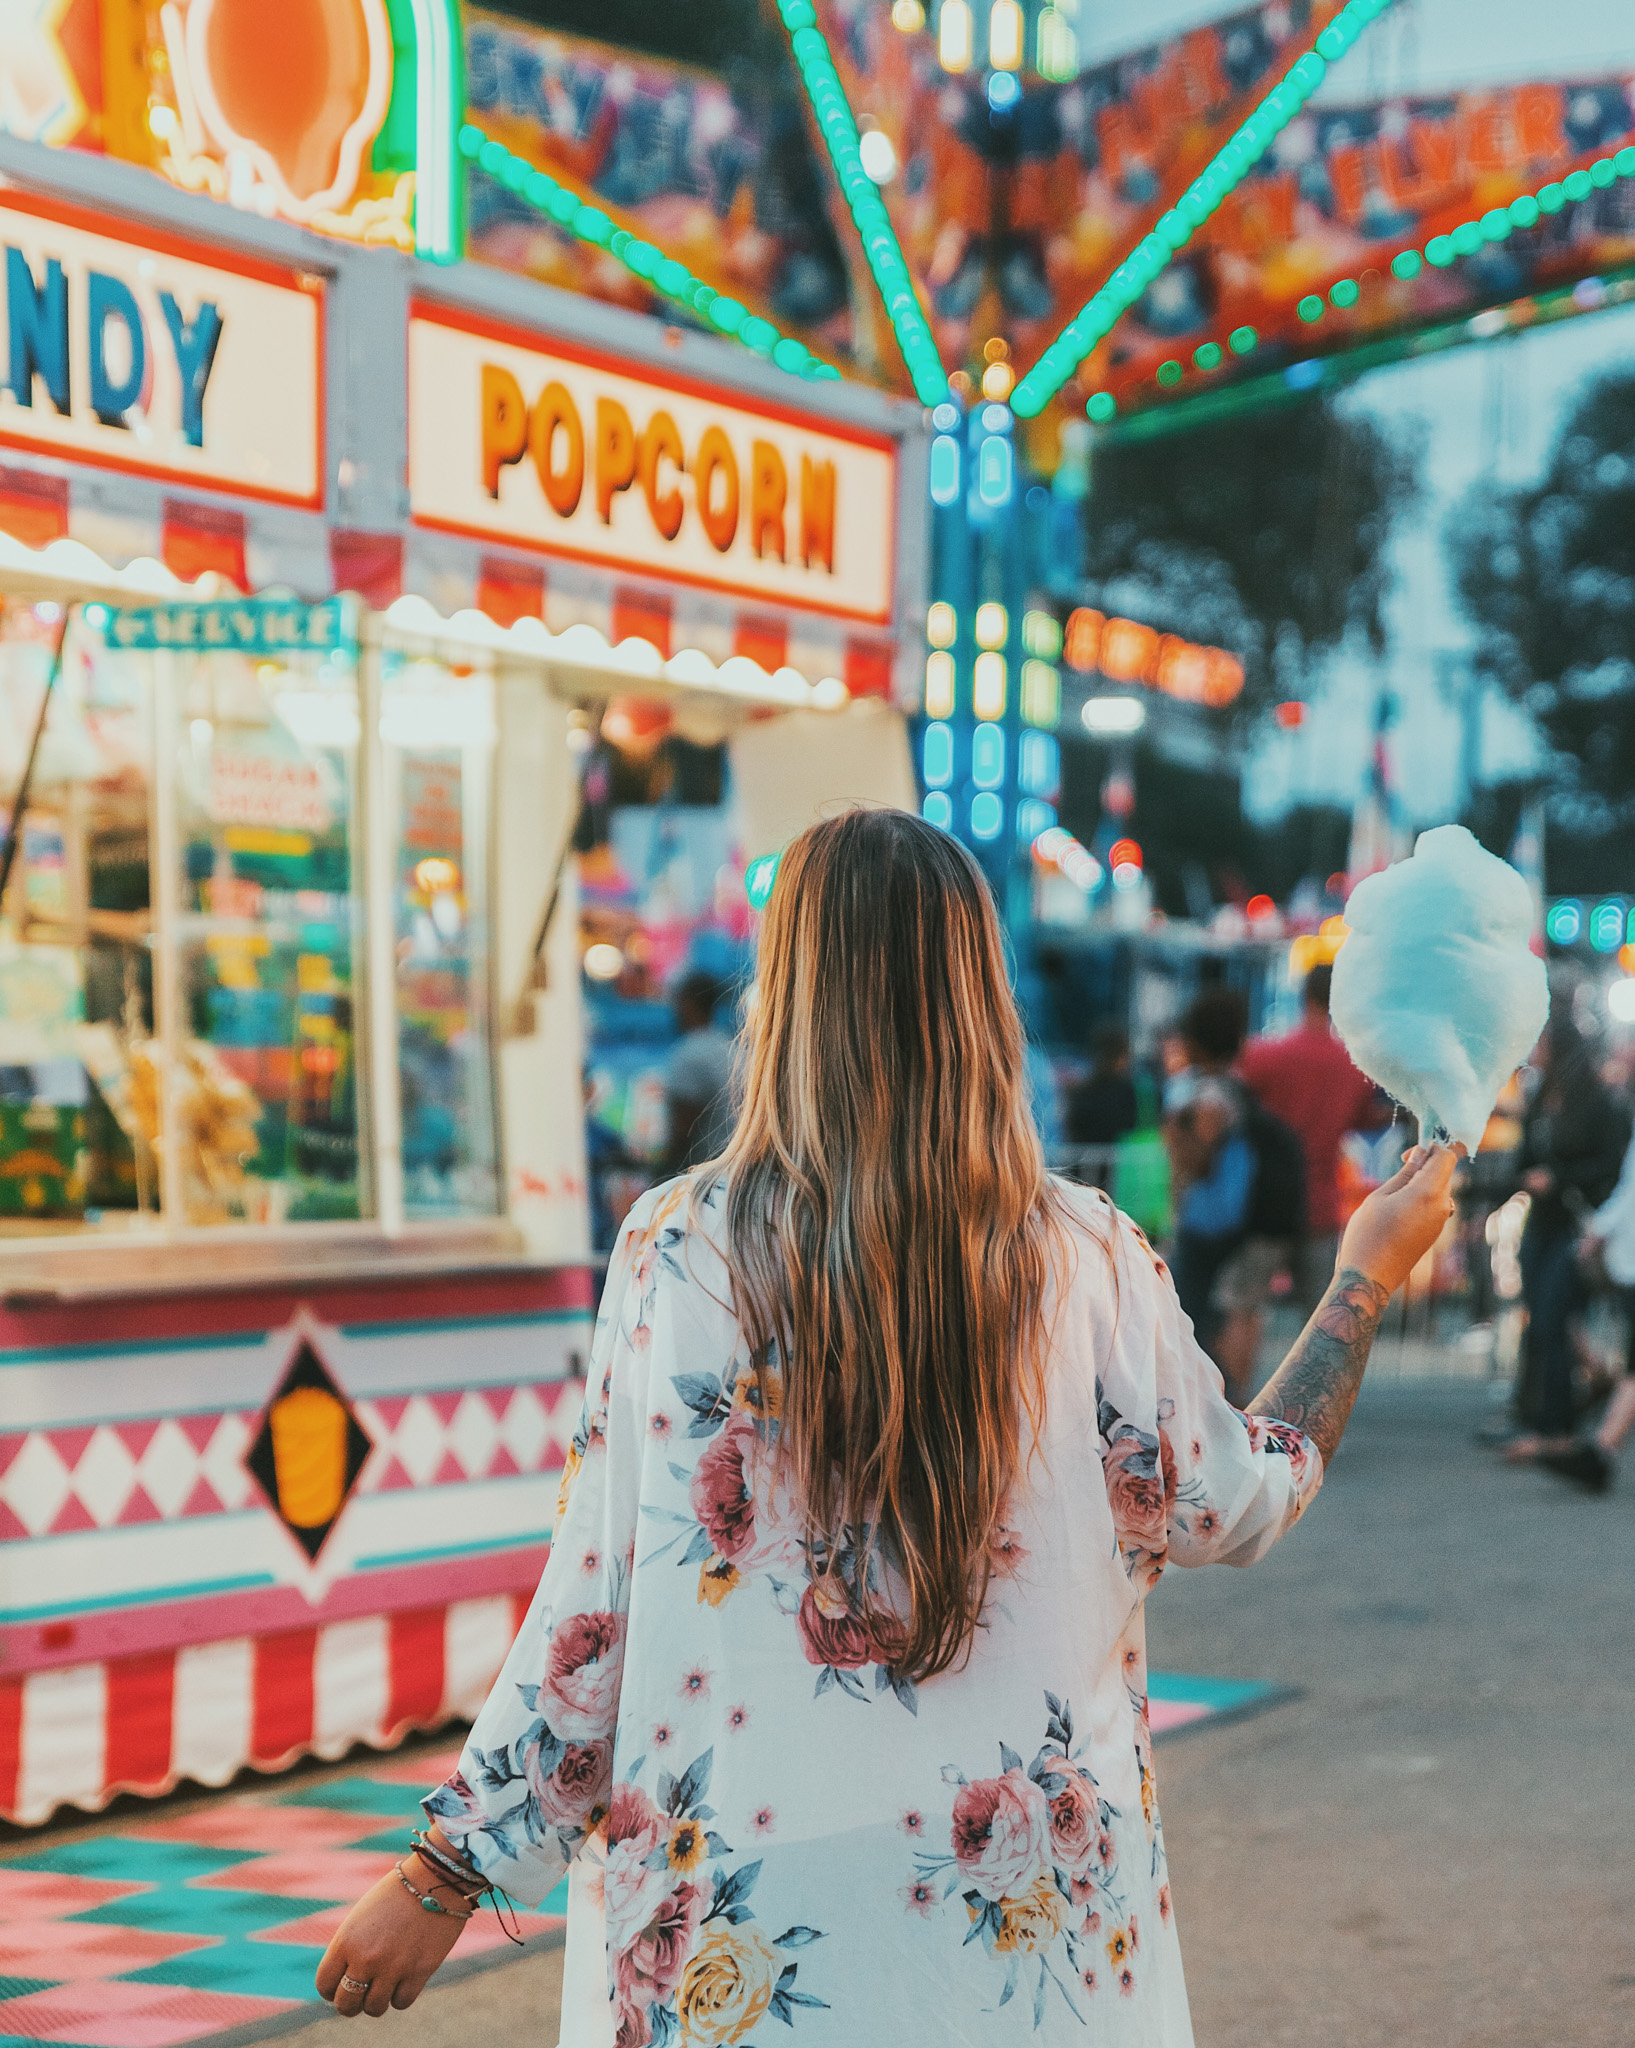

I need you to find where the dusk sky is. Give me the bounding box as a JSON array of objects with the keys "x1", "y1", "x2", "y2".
[{"x1": 1087, "y1": 0, "x2": 1635, "y2": 828}]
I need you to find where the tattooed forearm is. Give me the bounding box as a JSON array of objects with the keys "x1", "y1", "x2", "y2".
[{"x1": 1247, "y1": 1267, "x2": 1392, "y2": 1467}]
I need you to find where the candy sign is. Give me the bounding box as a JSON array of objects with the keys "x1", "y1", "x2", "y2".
[
  {"x1": 407, "y1": 305, "x2": 897, "y2": 623},
  {"x1": 0, "y1": 191, "x2": 323, "y2": 506}
]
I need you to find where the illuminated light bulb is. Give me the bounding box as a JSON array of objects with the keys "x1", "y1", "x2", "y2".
[
  {"x1": 1591, "y1": 899, "x2": 1625, "y2": 953},
  {"x1": 938, "y1": 0, "x2": 973, "y2": 71},
  {"x1": 970, "y1": 791, "x2": 1004, "y2": 841},
  {"x1": 1509, "y1": 195, "x2": 1540, "y2": 228},
  {"x1": 745, "y1": 854, "x2": 782, "y2": 910},
  {"x1": 1086, "y1": 391, "x2": 1117, "y2": 422},
  {"x1": 1537, "y1": 183, "x2": 1566, "y2": 214},
  {"x1": 859, "y1": 129, "x2": 898, "y2": 184},
  {"x1": 983, "y1": 335, "x2": 1010, "y2": 363},
  {"x1": 1608, "y1": 980, "x2": 1635, "y2": 1024},
  {"x1": 922, "y1": 790, "x2": 953, "y2": 829},
  {"x1": 1022, "y1": 610, "x2": 1062, "y2": 659},
  {"x1": 971, "y1": 723, "x2": 1006, "y2": 791},
  {"x1": 1081, "y1": 696, "x2": 1145, "y2": 736},
  {"x1": 926, "y1": 600, "x2": 958, "y2": 649},
  {"x1": 929, "y1": 434, "x2": 962, "y2": 505},
  {"x1": 973, "y1": 651, "x2": 1008, "y2": 719},
  {"x1": 981, "y1": 360, "x2": 1014, "y2": 400},
  {"x1": 924, "y1": 649, "x2": 957, "y2": 718},
  {"x1": 891, "y1": 0, "x2": 925, "y2": 27},
  {"x1": 1193, "y1": 341, "x2": 1223, "y2": 370},
  {"x1": 1426, "y1": 235, "x2": 1455, "y2": 266},
  {"x1": 1329, "y1": 277, "x2": 1360, "y2": 307},
  {"x1": 1156, "y1": 360, "x2": 1183, "y2": 387},
  {"x1": 1544, "y1": 900, "x2": 1581, "y2": 945},
  {"x1": 1480, "y1": 207, "x2": 1512, "y2": 240},
  {"x1": 1021, "y1": 660, "x2": 1060, "y2": 729},
  {"x1": 922, "y1": 721, "x2": 954, "y2": 789},
  {"x1": 1590, "y1": 157, "x2": 1616, "y2": 188},
  {"x1": 1035, "y1": 5, "x2": 1077, "y2": 80},
  {"x1": 1391, "y1": 249, "x2": 1423, "y2": 278},
  {"x1": 1018, "y1": 731, "x2": 1059, "y2": 795},
  {"x1": 584, "y1": 942, "x2": 626, "y2": 981},
  {"x1": 1297, "y1": 294, "x2": 1324, "y2": 322},
  {"x1": 974, "y1": 602, "x2": 1009, "y2": 650},
  {"x1": 987, "y1": 0, "x2": 1024, "y2": 70}
]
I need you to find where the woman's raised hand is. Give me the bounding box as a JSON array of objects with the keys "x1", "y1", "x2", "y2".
[{"x1": 1338, "y1": 1143, "x2": 1460, "y2": 1301}]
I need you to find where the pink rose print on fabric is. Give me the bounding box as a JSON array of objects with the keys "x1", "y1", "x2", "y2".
[
  {"x1": 691, "y1": 1412, "x2": 759, "y2": 1563},
  {"x1": 613, "y1": 1875, "x2": 707, "y2": 2027},
  {"x1": 603, "y1": 1783, "x2": 672, "y2": 1954},
  {"x1": 1101, "y1": 1433, "x2": 1166, "y2": 1554},
  {"x1": 528, "y1": 1737, "x2": 612, "y2": 1828},
  {"x1": 1045, "y1": 1765, "x2": 1105, "y2": 1880},
  {"x1": 795, "y1": 1582, "x2": 873, "y2": 1671},
  {"x1": 910, "y1": 1694, "x2": 1124, "y2": 2024},
  {"x1": 951, "y1": 1770, "x2": 1052, "y2": 1902},
  {"x1": 542, "y1": 1610, "x2": 625, "y2": 1742}
]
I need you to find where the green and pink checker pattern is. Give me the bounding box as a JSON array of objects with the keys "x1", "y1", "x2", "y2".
[{"x1": 0, "y1": 1750, "x2": 566, "y2": 2048}]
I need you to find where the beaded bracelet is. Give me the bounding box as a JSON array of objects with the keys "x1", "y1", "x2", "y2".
[
  {"x1": 396, "y1": 1860, "x2": 477, "y2": 1919},
  {"x1": 409, "y1": 1830, "x2": 486, "y2": 1898}
]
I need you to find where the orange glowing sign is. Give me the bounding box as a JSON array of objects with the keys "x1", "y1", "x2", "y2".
[
  {"x1": 408, "y1": 305, "x2": 899, "y2": 623},
  {"x1": 1063, "y1": 608, "x2": 1244, "y2": 708}
]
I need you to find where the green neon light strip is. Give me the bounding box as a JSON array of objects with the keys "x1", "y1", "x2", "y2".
[
  {"x1": 1086, "y1": 140, "x2": 1635, "y2": 420},
  {"x1": 1011, "y1": 0, "x2": 1398, "y2": 419},
  {"x1": 459, "y1": 127, "x2": 840, "y2": 382},
  {"x1": 1097, "y1": 264, "x2": 1635, "y2": 444},
  {"x1": 772, "y1": 1, "x2": 948, "y2": 406},
  {"x1": 411, "y1": 0, "x2": 464, "y2": 263}
]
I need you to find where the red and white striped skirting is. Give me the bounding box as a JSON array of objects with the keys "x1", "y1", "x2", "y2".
[{"x1": 0, "y1": 1593, "x2": 530, "y2": 1828}]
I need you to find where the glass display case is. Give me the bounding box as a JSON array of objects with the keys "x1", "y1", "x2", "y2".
[{"x1": 0, "y1": 589, "x2": 503, "y2": 1260}]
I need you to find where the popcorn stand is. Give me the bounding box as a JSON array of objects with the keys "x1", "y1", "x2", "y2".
[{"x1": 0, "y1": 128, "x2": 923, "y2": 1824}]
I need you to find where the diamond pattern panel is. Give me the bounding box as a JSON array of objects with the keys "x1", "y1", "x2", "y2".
[{"x1": 0, "y1": 1382, "x2": 579, "y2": 1539}]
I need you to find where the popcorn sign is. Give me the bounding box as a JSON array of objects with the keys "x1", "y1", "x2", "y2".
[{"x1": 407, "y1": 303, "x2": 898, "y2": 624}]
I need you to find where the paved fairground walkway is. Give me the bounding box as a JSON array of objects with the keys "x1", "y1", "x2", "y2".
[{"x1": 5, "y1": 1371, "x2": 1631, "y2": 2048}]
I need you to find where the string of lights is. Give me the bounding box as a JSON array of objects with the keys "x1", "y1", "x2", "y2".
[
  {"x1": 1009, "y1": 0, "x2": 1401, "y2": 421},
  {"x1": 457, "y1": 125, "x2": 841, "y2": 385},
  {"x1": 1084, "y1": 141, "x2": 1635, "y2": 419},
  {"x1": 771, "y1": 0, "x2": 950, "y2": 405}
]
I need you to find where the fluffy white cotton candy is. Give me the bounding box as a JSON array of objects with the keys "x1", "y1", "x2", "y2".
[{"x1": 1330, "y1": 824, "x2": 1549, "y2": 1153}]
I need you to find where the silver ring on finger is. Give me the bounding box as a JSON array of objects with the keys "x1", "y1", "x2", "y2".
[{"x1": 340, "y1": 1977, "x2": 372, "y2": 1994}]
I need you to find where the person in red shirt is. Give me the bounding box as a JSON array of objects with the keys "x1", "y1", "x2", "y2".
[{"x1": 1239, "y1": 963, "x2": 1387, "y2": 1309}]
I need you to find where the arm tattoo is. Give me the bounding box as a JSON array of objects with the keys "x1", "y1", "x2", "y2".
[{"x1": 1247, "y1": 1267, "x2": 1391, "y2": 1467}]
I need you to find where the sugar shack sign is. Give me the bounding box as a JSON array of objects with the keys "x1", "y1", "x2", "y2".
[
  {"x1": 407, "y1": 303, "x2": 897, "y2": 624},
  {"x1": 0, "y1": 191, "x2": 323, "y2": 507}
]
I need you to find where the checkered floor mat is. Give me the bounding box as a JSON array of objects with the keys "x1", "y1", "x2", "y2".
[
  {"x1": 0, "y1": 1750, "x2": 565, "y2": 2047},
  {"x1": 0, "y1": 1677, "x2": 1287, "y2": 2047}
]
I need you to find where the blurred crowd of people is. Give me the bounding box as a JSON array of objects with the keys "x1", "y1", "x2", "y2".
[
  {"x1": 1063, "y1": 966, "x2": 1635, "y2": 1496},
  {"x1": 595, "y1": 955, "x2": 1635, "y2": 1498}
]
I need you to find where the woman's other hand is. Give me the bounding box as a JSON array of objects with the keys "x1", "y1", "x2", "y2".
[
  {"x1": 1338, "y1": 1144, "x2": 1460, "y2": 1300},
  {"x1": 315, "y1": 1864, "x2": 468, "y2": 2017}
]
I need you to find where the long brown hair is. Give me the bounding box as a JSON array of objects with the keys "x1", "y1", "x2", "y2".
[{"x1": 716, "y1": 808, "x2": 1065, "y2": 1682}]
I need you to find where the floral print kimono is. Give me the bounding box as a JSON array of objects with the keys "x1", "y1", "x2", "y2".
[{"x1": 427, "y1": 1176, "x2": 1323, "y2": 2047}]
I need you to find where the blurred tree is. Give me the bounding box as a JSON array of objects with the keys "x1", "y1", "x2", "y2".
[
  {"x1": 1449, "y1": 369, "x2": 1635, "y2": 820},
  {"x1": 1081, "y1": 395, "x2": 1417, "y2": 716}
]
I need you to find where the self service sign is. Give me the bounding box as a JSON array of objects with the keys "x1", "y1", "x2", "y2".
[
  {"x1": 407, "y1": 302, "x2": 898, "y2": 625},
  {"x1": 0, "y1": 190, "x2": 323, "y2": 507}
]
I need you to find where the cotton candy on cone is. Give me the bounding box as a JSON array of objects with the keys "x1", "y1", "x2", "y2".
[{"x1": 1330, "y1": 825, "x2": 1549, "y2": 1153}]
